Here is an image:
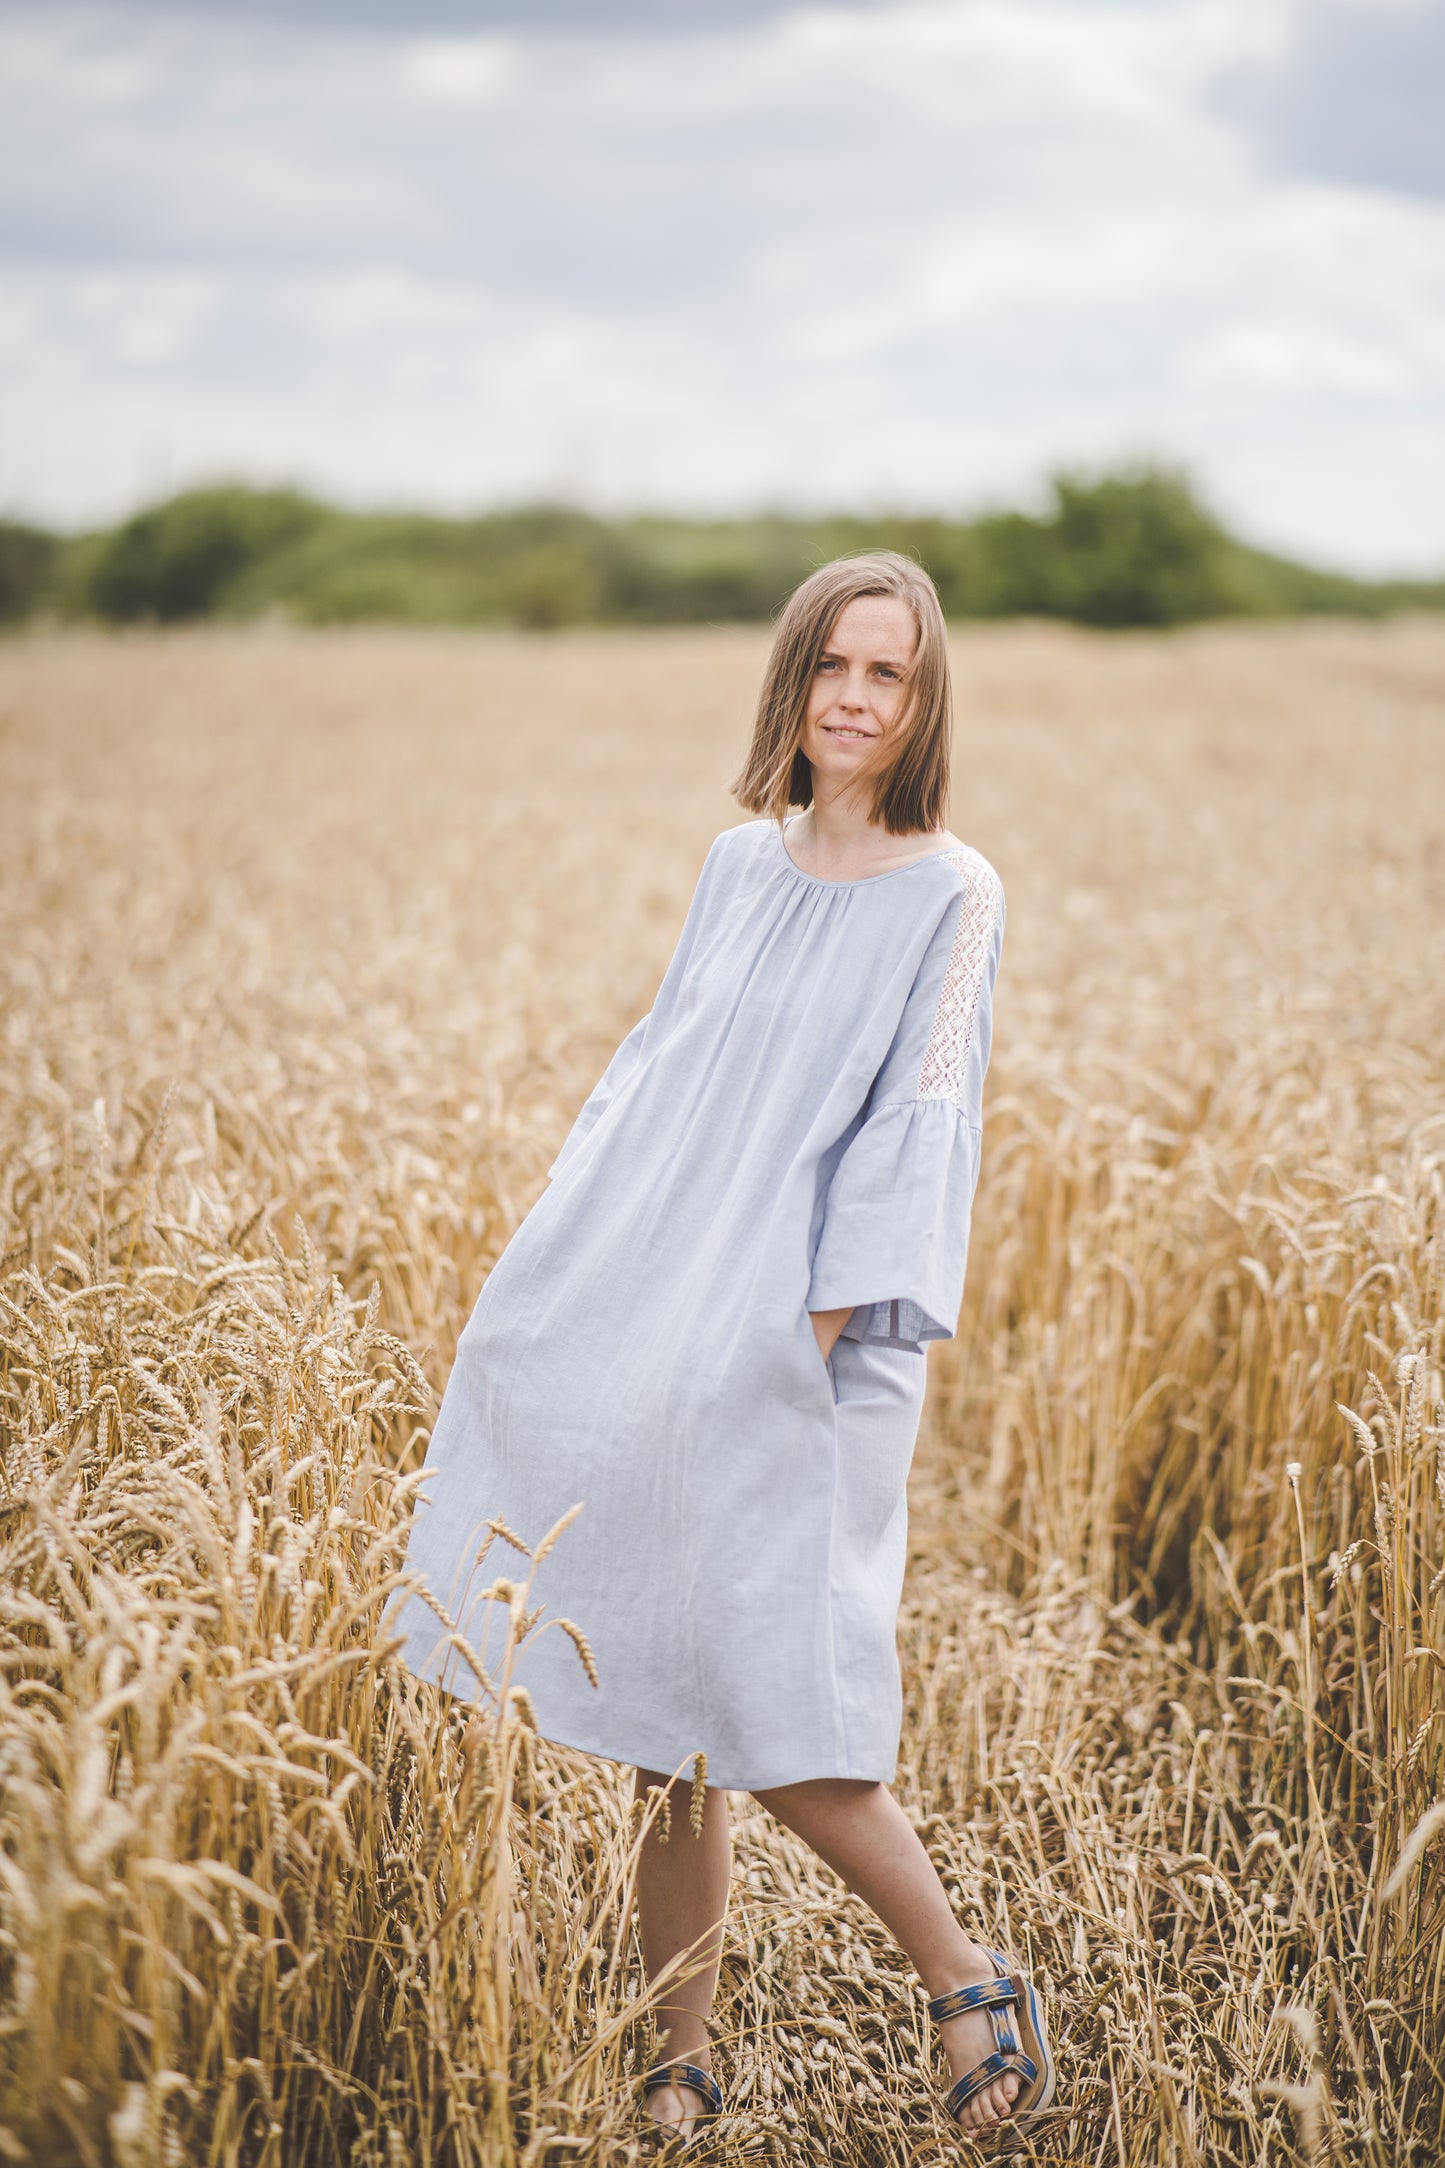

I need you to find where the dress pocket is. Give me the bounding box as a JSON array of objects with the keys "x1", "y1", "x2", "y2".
[{"x1": 744, "y1": 1302, "x2": 840, "y2": 1418}]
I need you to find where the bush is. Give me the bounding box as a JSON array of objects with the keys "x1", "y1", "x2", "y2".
[
  {"x1": 967, "y1": 468, "x2": 1245, "y2": 626},
  {"x1": 598, "y1": 518, "x2": 815, "y2": 624},
  {"x1": 0, "y1": 523, "x2": 60, "y2": 625},
  {"x1": 86, "y1": 486, "x2": 326, "y2": 622}
]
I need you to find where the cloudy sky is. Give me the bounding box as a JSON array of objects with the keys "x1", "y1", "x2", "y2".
[{"x1": 2, "y1": 0, "x2": 1443, "y2": 571}]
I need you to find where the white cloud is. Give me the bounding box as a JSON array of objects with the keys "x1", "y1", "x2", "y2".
[
  {"x1": 1184, "y1": 322, "x2": 1410, "y2": 398},
  {"x1": 403, "y1": 37, "x2": 516, "y2": 107},
  {"x1": 0, "y1": 0, "x2": 1441, "y2": 572}
]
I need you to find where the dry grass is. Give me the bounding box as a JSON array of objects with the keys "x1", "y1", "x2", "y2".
[{"x1": 0, "y1": 620, "x2": 1441, "y2": 2167}]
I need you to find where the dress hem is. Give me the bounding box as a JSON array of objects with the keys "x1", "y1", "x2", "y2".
[
  {"x1": 403, "y1": 1640, "x2": 898, "y2": 1792},
  {"x1": 527, "y1": 1710, "x2": 900, "y2": 1795}
]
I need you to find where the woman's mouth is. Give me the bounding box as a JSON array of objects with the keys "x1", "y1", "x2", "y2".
[{"x1": 823, "y1": 725, "x2": 872, "y2": 741}]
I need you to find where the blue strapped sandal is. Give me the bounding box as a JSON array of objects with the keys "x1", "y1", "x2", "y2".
[
  {"x1": 640, "y1": 2059, "x2": 723, "y2": 2149},
  {"x1": 929, "y1": 1948, "x2": 1056, "y2": 2142}
]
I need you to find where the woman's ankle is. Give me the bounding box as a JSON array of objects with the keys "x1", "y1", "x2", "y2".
[
  {"x1": 919, "y1": 1930, "x2": 994, "y2": 2002},
  {"x1": 654, "y1": 2027, "x2": 711, "y2": 2071}
]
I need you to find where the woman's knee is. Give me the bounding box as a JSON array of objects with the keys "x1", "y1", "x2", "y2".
[{"x1": 752, "y1": 1775, "x2": 882, "y2": 1819}]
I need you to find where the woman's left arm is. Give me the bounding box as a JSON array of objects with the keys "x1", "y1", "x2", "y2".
[{"x1": 806, "y1": 856, "x2": 1005, "y2": 1354}]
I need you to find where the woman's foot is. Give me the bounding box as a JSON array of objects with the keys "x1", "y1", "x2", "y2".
[
  {"x1": 645, "y1": 2046, "x2": 714, "y2": 2150},
  {"x1": 932, "y1": 1942, "x2": 1022, "y2": 2134},
  {"x1": 646, "y1": 2068, "x2": 710, "y2": 2143}
]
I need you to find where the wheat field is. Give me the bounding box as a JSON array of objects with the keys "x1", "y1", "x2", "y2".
[{"x1": 0, "y1": 620, "x2": 1441, "y2": 2168}]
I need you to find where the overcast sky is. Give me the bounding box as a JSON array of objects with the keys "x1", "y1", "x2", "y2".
[{"x1": 2, "y1": 0, "x2": 1443, "y2": 571}]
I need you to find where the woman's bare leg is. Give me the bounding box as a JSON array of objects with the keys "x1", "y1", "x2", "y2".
[
  {"x1": 752, "y1": 1776, "x2": 1022, "y2": 2134},
  {"x1": 633, "y1": 1767, "x2": 732, "y2": 2140}
]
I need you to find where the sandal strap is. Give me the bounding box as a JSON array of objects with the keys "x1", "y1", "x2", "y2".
[
  {"x1": 944, "y1": 2049, "x2": 1039, "y2": 2119},
  {"x1": 642, "y1": 2061, "x2": 723, "y2": 2118},
  {"x1": 928, "y1": 1978, "x2": 1020, "y2": 2023}
]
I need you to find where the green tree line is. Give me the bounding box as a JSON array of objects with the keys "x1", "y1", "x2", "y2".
[{"x1": 3, "y1": 469, "x2": 1441, "y2": 631}]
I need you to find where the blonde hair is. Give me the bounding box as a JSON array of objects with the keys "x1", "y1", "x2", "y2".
[{"x1": 731, "y1": 551, "x2": 952, "y2": 834}]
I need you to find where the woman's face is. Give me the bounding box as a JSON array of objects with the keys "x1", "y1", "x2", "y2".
[{"x1": 800, "y1": 594, "x2": 918, "y2": 797}]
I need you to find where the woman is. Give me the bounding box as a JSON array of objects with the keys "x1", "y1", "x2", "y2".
[{"x1": 390, "y1": 553, "x2": 1054, "y2": 2146}]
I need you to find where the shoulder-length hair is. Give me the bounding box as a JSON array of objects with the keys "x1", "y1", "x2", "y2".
[{"x1": 731, "y1": 551, "x2": 952, "y2": 835}]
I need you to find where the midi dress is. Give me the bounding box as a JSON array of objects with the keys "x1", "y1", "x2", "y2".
[{"x1": 389, "y1": 815, "x2": 1005, "y2": 1790}]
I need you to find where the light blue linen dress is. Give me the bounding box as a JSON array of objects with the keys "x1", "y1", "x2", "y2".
[{"x1": 391, "y1": 816, "x2": 1005, "y2": 1790}]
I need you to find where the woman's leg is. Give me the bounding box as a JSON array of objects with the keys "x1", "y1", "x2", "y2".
[
  {"x1": 751, "y1": 1776, "x2": 1022, "y2": 2134},
  {"x1": 633, "y1": 1767, "x2": 732, "y2": 2139}
]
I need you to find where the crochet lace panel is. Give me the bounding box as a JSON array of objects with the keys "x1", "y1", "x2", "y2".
[{"x1": 916, "y1": 850, "x2": 1004, "y2": 1105}]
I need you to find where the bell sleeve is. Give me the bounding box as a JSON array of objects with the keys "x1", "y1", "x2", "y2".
[{"x1": 806, "y1": 850, "x2": 1005, "y2": 1354}]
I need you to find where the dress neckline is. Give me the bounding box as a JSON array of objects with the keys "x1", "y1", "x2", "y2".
[{"x1": 774, "y1": 817, "x2": 964, "y2": 890}]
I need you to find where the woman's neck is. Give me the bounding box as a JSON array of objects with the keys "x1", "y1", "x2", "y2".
[{"x1": 788, "y1": 790, "x2": 955, "y2": 882}]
